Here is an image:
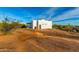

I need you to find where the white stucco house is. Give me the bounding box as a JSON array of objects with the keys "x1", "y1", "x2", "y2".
[{"x1": 32, "y1": 19, "x2": 52, "y2": 29}]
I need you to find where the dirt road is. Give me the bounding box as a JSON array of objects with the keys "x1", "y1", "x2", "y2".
[{"x1": 0, "y1": 29, "x2": 79, "y2": 52}]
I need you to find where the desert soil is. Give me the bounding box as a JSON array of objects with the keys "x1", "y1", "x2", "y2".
[{"x1": 0, "y1": 29, "x2": 79, "y2": 52}]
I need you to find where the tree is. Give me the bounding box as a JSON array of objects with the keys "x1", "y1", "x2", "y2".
[
  {"x1": 0, "y1": 17, "x2": 22, "y2": 33},
  {"x1": 0, "y1": 17, "x2": 11, "y2": 33}
]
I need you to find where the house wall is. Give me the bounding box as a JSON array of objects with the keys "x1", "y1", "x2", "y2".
[
  {"x1": 32, "y1": 20, "x2": 37, "y2": 29},
  {"x1": 32, "y1": 19, "x2": 52, "y2": 29},
  {"x1": 38, "y1": 19, "x2": 52, "y2": 29}
]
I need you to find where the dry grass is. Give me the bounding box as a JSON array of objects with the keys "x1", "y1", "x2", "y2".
[{"x1": 0, "y1": 29, "x2": 79, "y2": 52}]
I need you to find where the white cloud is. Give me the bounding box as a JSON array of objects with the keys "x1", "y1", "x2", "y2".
[
  {"x1": 38, "y1": 8, "x2": 58, "y2": 20},
  {"x1": 53, "y1": 8, "x2": 79, "y2": 21}
]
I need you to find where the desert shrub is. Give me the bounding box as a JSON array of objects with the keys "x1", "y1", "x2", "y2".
[
  {"x1": 53, "y1": 24, "x2": 74, "y2": 32},
  {"x1": 72, "y1": 26, "x2": 79, "y2": 32},
  {"x1": 10, "y1": 21, "x2": 22, "y2": 29},
  {"x1": 0, "y1": 17, "x2": 11, "y2": 33},
  {"x1": 53, "y1": 24, "x2": 64, "y2": 30},
  {"x1": 0, "y1": 17, "x2": 25, "y2": 34},
  {"x1": 21, "y1": 24, "x2": 27, "y2": 28},
  {"x1": 61, "y1": 25, "x2": 72, "y2": 32}
]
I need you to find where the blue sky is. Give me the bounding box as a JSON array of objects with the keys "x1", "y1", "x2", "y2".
[{"x1": 0, "y1": 7, "x2": 79, "y2": 25}]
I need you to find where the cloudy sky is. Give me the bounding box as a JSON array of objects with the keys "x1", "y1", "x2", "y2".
[{"x1": 0, "y1": 7, "x2": 79, "y2": 25}]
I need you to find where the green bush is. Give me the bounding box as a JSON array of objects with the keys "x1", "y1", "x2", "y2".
[
  {"x1": 0, "y1": 17, "x2": 11, "y2": 33},
  {"x1": 53, "y1": 24, "x2": 79, "y2": 33},
  {"x1": 0, "y1": 17, "x2": 26, "y2": 34}
]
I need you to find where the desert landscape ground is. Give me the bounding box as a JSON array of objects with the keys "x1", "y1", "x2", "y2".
[{"x1": 0, "y1": 28, "x2": 79, "y2": 52}]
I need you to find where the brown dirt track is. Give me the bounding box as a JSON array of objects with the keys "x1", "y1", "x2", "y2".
[{"x1": 0, "y1": 29, "x2": 79, "y2": 52}]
